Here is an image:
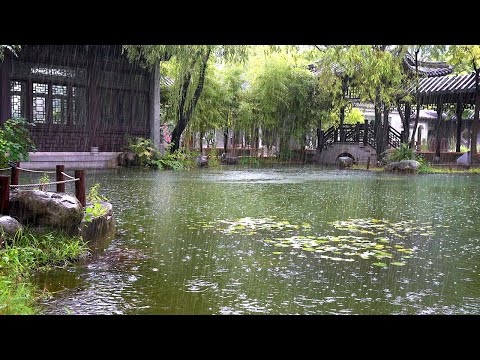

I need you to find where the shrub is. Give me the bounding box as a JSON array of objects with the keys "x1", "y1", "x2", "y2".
[
  {"x1": 387, "y1": 143, "x2": 416, "y2": 162},
  {"x1": 0, "y1": 118, "x2": 36, "y2": 167}
]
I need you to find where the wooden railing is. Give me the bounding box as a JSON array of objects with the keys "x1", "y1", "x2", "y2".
[
  {"x1": 319, "y1": 121, "x2": 401, "y2": 151},
  {"x1": 0, "y1": 164, "x2": 86, "y2": 215}
]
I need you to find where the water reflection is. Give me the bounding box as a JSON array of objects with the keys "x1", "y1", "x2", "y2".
[{"x1": 34, "y1": 167, "x2": 480, "y2": 314}]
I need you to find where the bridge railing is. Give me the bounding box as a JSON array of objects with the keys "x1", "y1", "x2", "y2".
[{"x1": 320, "y1": 121, "x2": 399, "y2": 151}]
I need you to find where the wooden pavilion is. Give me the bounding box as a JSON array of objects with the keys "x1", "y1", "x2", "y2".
[
  {"x1": 0, "y1": 45, "x2": 162, "y2": 157},
  {"x1": 405, "y1": 72, "x2": 479, "y2": 158}
]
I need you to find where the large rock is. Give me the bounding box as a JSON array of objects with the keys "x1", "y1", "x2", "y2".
[
  {"x1": 385, "y1": 160, "x2": 420, "y2": 172},
  {"x1": 79, "y1": 201, "x2": 115, "y2": 252},
  {"x1": 398, "y1": 160, "x2": 421, "y2": 171},
  {"x1": 197, "y1": 155, "x2": 208, "y2": 167},
  {"x1": 338, "y1": 156, "x2": 353, "y2": 168},
  {"x1": 0, "y1": 216, "x2": 22, "y2": 247},
  {"x1": 384, "y1": 161, "x2": 400, "y2": 171},
  {"x1": 9, "y1": 190, "x2": 84, "y2": 232}
]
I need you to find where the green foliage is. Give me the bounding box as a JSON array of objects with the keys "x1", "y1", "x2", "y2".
[
  {"x1": 0, "y1": 118, "x2": 36, "y2": 168},
  {"x1": 207, "y1": 147, "x2": 220, "y2": 167},
  {"x1": 344, "y1": 108, "x2": 365, "y2": 124},
  {"x1": 37, "y1": 172, "x2": 50, "y2": 191},
  {"x1": 84, "y1": 202, "x2": 108, "y2": 223},
  {"x1": 239, "y1": 156, "x2": 260, "y2": 167},
  {"x1": 0, "y1": 228, "x2": 89, "y2": 314},
  {"x1": 126, "y1": 137, "x2": 196, "y2": 170},
  {"x1": 388, "y1": 143, "x2": 416, "y2": 162},
  {"x1": 127, "y1": 137, "x2": 161, "y2": 167},
  {"x1": 447, "y1": 45, "x2": 480, "y2": 73},
  {"x1": 87, "y1": 183, "x2": 108, "y2": 202}
]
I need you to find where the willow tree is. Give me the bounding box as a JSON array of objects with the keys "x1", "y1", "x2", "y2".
[
  {"x1": 346, "y1": 45, "x2": 406, "y2": 158},
  {"x1": 247, "y1": 51, "x2": 319, "y2": 159},
  {"x1": 448, "y1": 45, "x2": 480, "y2": 163},
  {"x1": 123, "y1": 45, "x2": 248, "y2": 153},
  {"x1": 312, "y1": 46, "x2": 353, "y2": 146},
  {"x1": 186, "y1": 63, "x2": 226, "y2": 152}
]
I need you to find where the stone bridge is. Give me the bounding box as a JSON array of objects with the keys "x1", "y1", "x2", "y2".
[{"x1": 313, "y1": 143, "x2": 377, "y2": 165}]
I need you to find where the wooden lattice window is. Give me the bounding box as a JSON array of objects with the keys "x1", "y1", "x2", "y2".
[
  {"x1": 32, "y1": 82, "x2": 48, "y2": 124},
  {"x1": 10, "y1": 80, "x2": 26, "y2": 118},
  {"x1": 52, "y1": 84, "x2": 67, "y2": 124}
]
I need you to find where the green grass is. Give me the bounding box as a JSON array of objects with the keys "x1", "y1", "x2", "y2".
[{"x1": 0, "y1": 228, "x2": 90, "y2": 315}]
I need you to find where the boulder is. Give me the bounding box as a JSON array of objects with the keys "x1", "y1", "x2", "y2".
[
  {"x1": 338, "y1": 156, "x2": 353, "y2": 168},
  {"x1": 9, "y1": 190, "x2": 84, "y2": 233},
  {"x1": 398, "y1": 160, "x2": 421, "y2": 171},
  {"x1": 0, "y1": 216, "x2": 22, "y2": 246},
  {"x1": 79, "y1": 201, "x2": 115, "y2": 251},
  {"x1": 384, "y1": 161, "x2": 400, "y2": 171},
  {"x1": 197, "y1": 155, "x2": 208, "y2": 167},
  {"x1": 385, "y1": 160, "x2": 421, "y2": 172}
]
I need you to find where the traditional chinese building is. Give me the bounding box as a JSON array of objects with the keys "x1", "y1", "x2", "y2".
[{"x1": 0, "y1": 45, "x2": 161, "y2": 168}]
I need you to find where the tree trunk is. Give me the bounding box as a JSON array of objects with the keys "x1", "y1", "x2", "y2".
[
  {"x1": 223, "y1": 127, "x2": 228, "y2": 154},
  {"x1": 409, "y1": 48, "x2": 421, "y2": 150},
  {"x1": 396, "y1": 102, "x2": 408, "y2": 143},
  {"x1": 382, "y1": 106, "x2": 390, "y2": 153},
  {"x1": 170, "y1": 49, "x2": 211, "y2": 153},
  {"x1": 409, "y1": 101, "x2": 421, "y2": 149},
  {"x1": 199, "y1": 130, "x2": 204, "y2": 153},
  {"x1": 339, "y1": 105, "x2": 345, "y2": 141}
]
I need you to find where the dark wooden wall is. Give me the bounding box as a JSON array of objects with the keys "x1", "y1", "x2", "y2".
[{"x1": 2, "y1": 45, "x2": 152, "y2": 152}]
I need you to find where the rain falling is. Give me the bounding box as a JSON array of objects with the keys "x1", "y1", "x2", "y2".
[{"x1": 1, "y1": 45, "x2": 480, "y2": 315}]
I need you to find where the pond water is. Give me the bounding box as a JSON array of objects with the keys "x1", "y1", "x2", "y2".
[{"x1": 34, "y1": 166, "x2": 480, "y2": 314}]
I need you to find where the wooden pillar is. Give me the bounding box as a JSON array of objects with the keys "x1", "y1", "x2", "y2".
[
  {"x1": 0, "y1": 175, "x2": 10, "y2": 215},
  {"x1": 456, "y1": 99, "x2": 463, "y2": 152},
  {"x1": 334, "y1": 128, "x2": 338, "y2": 143},
  {"x1": 26, "y1": 80, "x2": 33, "y2": 122},
  {"x1": 150, "y1": 59, "x2": 161, "y2": 151},
  {"x1": 10, "y1": 162, "x2": 19, "y2": 186},
  {"x1": 363, "y1": 120, "x2": 369, "y2": 146},
  {"x1": 435, "y1": 99, "x2": 443, "y2": 161},
  {"x1": 0, "y1": 58, "x2": 11, "y2": 124},
  {"x1": 56, "y1": 165, "x2": 65, "y2": 192},
  {"x1": 404, "y1": 103, "x2": 411, "y2": 143},
  {"x1": 74, "y1": 170, "x2": 86, "y2": 207}
]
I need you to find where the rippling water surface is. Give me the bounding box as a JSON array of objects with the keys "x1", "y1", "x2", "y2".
[{"x1": 33, "y1": 166, "x2": 480, "y2": 314}]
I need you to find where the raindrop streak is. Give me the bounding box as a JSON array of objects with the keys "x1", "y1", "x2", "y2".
[{"x1": 34, "y1": 167, "x2": 480, "y2": 314}]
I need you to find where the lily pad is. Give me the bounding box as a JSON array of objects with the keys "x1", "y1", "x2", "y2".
[{"x1": 373, "y1": 262, "x2": 387, "y2": 267}]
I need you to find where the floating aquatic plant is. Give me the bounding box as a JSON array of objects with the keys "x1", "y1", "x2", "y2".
[{"x1": 191, "y1": 217, "x2": 443, "y2": 268}]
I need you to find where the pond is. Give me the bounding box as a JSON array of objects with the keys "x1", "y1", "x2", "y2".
[{"x1": 34, "y1": 166, "x2": 480, "y2": 314}]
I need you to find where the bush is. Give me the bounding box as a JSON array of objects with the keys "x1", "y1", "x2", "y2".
[
  {"x1": 0, "y1": 118, "x2": 36, "y2": 167},
  {"x1": 387, "y1": 143, "x2": 416, "y2": 162},
  {"x1": 126, "y1": 137, "x2": 197, "y2": 170}
]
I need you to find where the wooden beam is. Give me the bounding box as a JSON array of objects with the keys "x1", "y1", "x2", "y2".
[
  {"x1": 435, "y1": 99, "x2": 443, "y2": 161},
  {"x1": 456, "y1": 99, "x2": 463, "y2": 152}
]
